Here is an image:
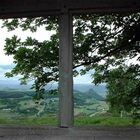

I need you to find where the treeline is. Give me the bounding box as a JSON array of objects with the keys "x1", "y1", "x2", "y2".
[{"x1": 0, "y1": 90, "x2": 34, "y2": 99}]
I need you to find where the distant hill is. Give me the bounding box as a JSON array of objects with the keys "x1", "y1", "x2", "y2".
[
  {"x1": 0, "y1": 90, "x2": 34, "y2": 99},
  {"x1": 74, "y1": 84, "x2": 107, "y2": 97},
  {"x1": 0, "y1": 90, "x2": 25, "y2": 99},
  {"x1": 86, "y1": 89, "x2": 105, "y2": 101},
  {"x1": 74, "y1": 89, "x2": 105, "y2": 101},
  {"x1": 0, "y1": 81, "x2": 107, "y2": 97}
]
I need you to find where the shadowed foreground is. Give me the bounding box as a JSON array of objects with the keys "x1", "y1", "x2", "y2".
[
  {"x1": 0, "y1": 126, "x2": 139, "y2": 140},
  {"x1": 0, "y1": 126, "x2": 140, "y2": 140}
]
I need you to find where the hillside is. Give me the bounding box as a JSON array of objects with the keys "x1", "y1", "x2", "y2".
[
  {"x1": 86, "y1": 89, "x2": 105, "y2": 101},
  {"x1": 0, "y1": 88, "x2": 108, "y2": 117},
  {"x1": 0, "y1": 89, "x2": 105, "y2": 100},
  {"x1": 0, "y1": 82, "x2": 107, "y2": 97}
]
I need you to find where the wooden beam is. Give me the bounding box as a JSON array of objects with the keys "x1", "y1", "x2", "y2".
[
  {"x1": 0, "y1": 0, "x2": 60, "y2": 18},
  {"x1": 0, "y1": 0, "x2": 140, "y2": 18}
]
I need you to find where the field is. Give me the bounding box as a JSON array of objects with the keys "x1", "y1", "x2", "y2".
[{"x1": 0, "y1": 88, "x2": 139, "y2": 127}]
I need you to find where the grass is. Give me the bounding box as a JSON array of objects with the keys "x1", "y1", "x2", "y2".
[
  {"x1": 74, "y1": 116, "x2": 140, "y2": 127},
  {"x1": 0, "y1": 115, "x2": 57, "y2": 126},
  {"x1": 15, "y1": 116, "x2": 57, "y2": 126},
  {"x1": 0, "y1": 115, "x2": 139, "y2": 127}
]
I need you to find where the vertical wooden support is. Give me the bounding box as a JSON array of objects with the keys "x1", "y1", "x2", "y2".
[{"x1": 58, "y1": 13, "x2": 74, "y2": 127}]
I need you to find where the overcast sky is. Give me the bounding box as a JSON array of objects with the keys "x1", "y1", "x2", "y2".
[{"x1": 0, "y1": 20, "x2": 93, "y2": 84}]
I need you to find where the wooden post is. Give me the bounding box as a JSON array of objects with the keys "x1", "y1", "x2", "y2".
[{"x1": 58, "y1": 13, "x2": 74, "y2": 127}]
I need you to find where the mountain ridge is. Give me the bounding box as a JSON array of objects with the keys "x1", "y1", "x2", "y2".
[{"x1": 0, "y1": 81, "x2": 107, "y2": 97}]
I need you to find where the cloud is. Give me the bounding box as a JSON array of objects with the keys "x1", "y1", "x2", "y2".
[
  {"x1": 74, "y1": 68, "x2": 94, "y2": 84},
  {"x1": 74, "y1": 74, "x2": 92, "y2": 84},
  {"x1": 0, "y1": 65, "x2": 10, "y2": 80},
  {"x1": 0, "y1": 64, "x2": 14, "y2": 70},
  {"x1": 0, "y1": 64, "x2": 18, "y2": 81},
  {"x1": 73, "y1": 66, "x2": 94, "y2": 84}
]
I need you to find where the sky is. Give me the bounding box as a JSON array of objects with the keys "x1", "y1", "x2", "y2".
[{"x1": 0, "y1": 20, "x2": 93, "y2": 84}]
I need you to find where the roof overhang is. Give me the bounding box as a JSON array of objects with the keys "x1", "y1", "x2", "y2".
[{"x1": 0, "y1": 0, "x2": 140, "y2": 18}]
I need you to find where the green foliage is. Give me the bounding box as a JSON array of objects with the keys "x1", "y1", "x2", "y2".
[
  {"x1": 99, "y1": 65, "x2": 140, "y2": 119},
  {"x1": 2, "y1": 17, "x2": 59, "y2": 99},
  {"x1": 18, "y1": 108, "x2": 38, "y2": 116}
]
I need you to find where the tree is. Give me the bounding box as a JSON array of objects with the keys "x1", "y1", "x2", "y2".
[
  {"x1": 102, "y1": 65, "x2": 140, "y2": 117},
  {"x1": 3, "y1": 17, "x2": 59, "y2": 99},
  {"x1": 1, "y1": 13, "x2": 140, "y2": 100}
]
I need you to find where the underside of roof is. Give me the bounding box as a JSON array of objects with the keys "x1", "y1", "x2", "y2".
[{"x1": 0, "y1": 0, "x2": 140, "y2": 18}]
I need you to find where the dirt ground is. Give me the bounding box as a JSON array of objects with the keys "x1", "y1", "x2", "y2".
[{"x1": 0, "y1": 126, "x2": 139, "y2": 140}]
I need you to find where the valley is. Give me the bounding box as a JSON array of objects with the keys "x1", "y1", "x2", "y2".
[{"x1": 0, "y1": 84, "x2": 108, "y2": 125}]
